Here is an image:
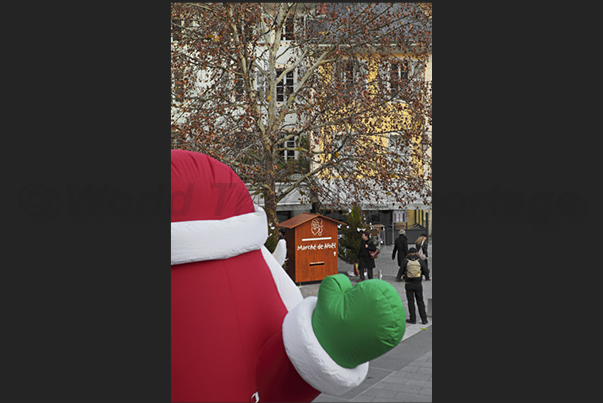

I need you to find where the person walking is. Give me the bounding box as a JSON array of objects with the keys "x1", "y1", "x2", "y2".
[
  {"x1": 392, "y1": 229, "x2": 409, "y2": 281},
  {"x1": 415, "y1": 233, "x2": 430, "y2": 281},
  {"x1": 397, "y1": 247, "x2": 429, "y2": 324},
  {"x1": 357, "y1": 231, "x2": 377, "y2": 281}
]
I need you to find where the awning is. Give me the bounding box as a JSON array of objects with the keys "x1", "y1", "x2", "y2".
[
  {"x1": 314, "y1": 178, "x2": 431, "y2": 211},
  {"x1": 247, "y1": 180, "x2": 431, "y2": 212}
]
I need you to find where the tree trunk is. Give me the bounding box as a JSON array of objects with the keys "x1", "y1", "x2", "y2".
[
  {"x1": 263, "y1": 185, "x2": 278, "y2": 231},
  {"x1": 262, "y1": 182, "x2": 280, "y2": 253}
]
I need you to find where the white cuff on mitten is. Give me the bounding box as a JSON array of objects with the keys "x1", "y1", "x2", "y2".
[{"x1": 282, "y1": 296, "x2": 369, "y2": 396}]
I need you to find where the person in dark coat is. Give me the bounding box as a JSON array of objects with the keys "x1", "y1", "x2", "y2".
[
  {"x1": 391, "y1": 229, "x2": 409, "y2": 280},
  {"x1": 357, "y1": 231, "x2": 377, "y2": 281},
  {"x1": 397, "y1": 247, "x2": 429, "y2": 324}
]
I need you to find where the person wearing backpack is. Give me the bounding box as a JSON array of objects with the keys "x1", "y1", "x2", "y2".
[
  {"x1": 415, "y1": 234, "x2": 430, "y2": 281},
  {"x1": 396, "y1": 247, "x2": 429, "y2": 324}
]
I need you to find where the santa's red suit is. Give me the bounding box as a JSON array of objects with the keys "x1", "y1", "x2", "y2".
[{"x1": 171, "y1": 150, "x2": 368, "y2": 402}]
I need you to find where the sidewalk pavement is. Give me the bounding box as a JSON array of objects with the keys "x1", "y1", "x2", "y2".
[{"x1": 297, "y1": 241, "x2": 433, "y2": 402}]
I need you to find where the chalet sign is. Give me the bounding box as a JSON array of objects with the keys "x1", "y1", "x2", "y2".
[{"x1": 297, "y1": 241, "x2": 337, "y2": 252}]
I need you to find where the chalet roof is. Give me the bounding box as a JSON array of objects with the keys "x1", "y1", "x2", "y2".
[{"x1": 278, "y1": 212, "x2": 346, "y2": 229}]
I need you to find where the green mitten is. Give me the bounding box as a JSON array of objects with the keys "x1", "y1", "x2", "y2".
[{"x1": 311, "y1": 274, "x2": 405, "y2": 368}]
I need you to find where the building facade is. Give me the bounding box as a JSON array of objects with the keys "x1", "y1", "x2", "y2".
[{"x1": 171, "y1": 3, "x2": 432, "y2": 242}]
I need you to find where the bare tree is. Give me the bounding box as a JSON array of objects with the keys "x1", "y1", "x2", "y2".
[{"x1": 171, "y1": 2, "x2": 432, "y2": 232}]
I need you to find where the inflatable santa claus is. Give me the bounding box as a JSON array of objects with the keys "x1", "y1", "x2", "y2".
[{"x1": 171, "y1": 150, "x2": 405, "y2": 402}]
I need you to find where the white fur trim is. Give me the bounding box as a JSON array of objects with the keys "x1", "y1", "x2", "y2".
[
  {"x1": 271, "y1": 238, "x2": 287, "y2": 267},
  {"x1": 171, "y1": 205, "x2": 268, "y2": 265},
  {"x1": 282, "y1": 297, "x2": 369, "y2": 395},
  {"x1": 260, "y1": 246, "x2": 303, "y2": 312}
]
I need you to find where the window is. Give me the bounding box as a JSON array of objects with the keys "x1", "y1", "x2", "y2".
[
  {"x1": 378, "y1": 59, "x2": 411, "y2": 101},
  {"x1": 277, "y1": 211, "x2": 292, "y2": 224},
  {"x1": 278, "y1": 134, "x2": 298, "y2": 176},
  {"x1": 233, "y1": 75, "x2": 244, "y2": 102},
  {"x1": 240, "y1": 20, "x2": 254, "y2": 43},
  {"x1": 282, "y1": 16, "x2": 295, "y2": 40},
  {"x1": 172, "y1": 69, "x2": 184, "y2": 102},
  {"x1": 283, "y1": 138, "x2": 296, "y2": 161},
  {"x1": 388, "y1": 132, "x2": 403, "y2": 152},
  {"x1": 171, "y1": 19, "x2": 183, "y2": 42},
  {"x1": 368, "y1": 211, "x2": 380, "y2": 224},
  {"x1": 390, "y1": 61, "x2": 409, "y2": 97},
  {"x1": 335, "y1": 58, "x2": 367, "y2": 95},
  {"x1": 333, "y1": 59, "x2": 354, "y2": 89},
  {"x1": 253, "y1": 68, "x2": 266, "y2": 99},
  {"x1": 276, "y1": 69, "x2": 294, "y2": 102},
  {"x1": 343, "y1": 61, "x2": 354, "y2": 89}
]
